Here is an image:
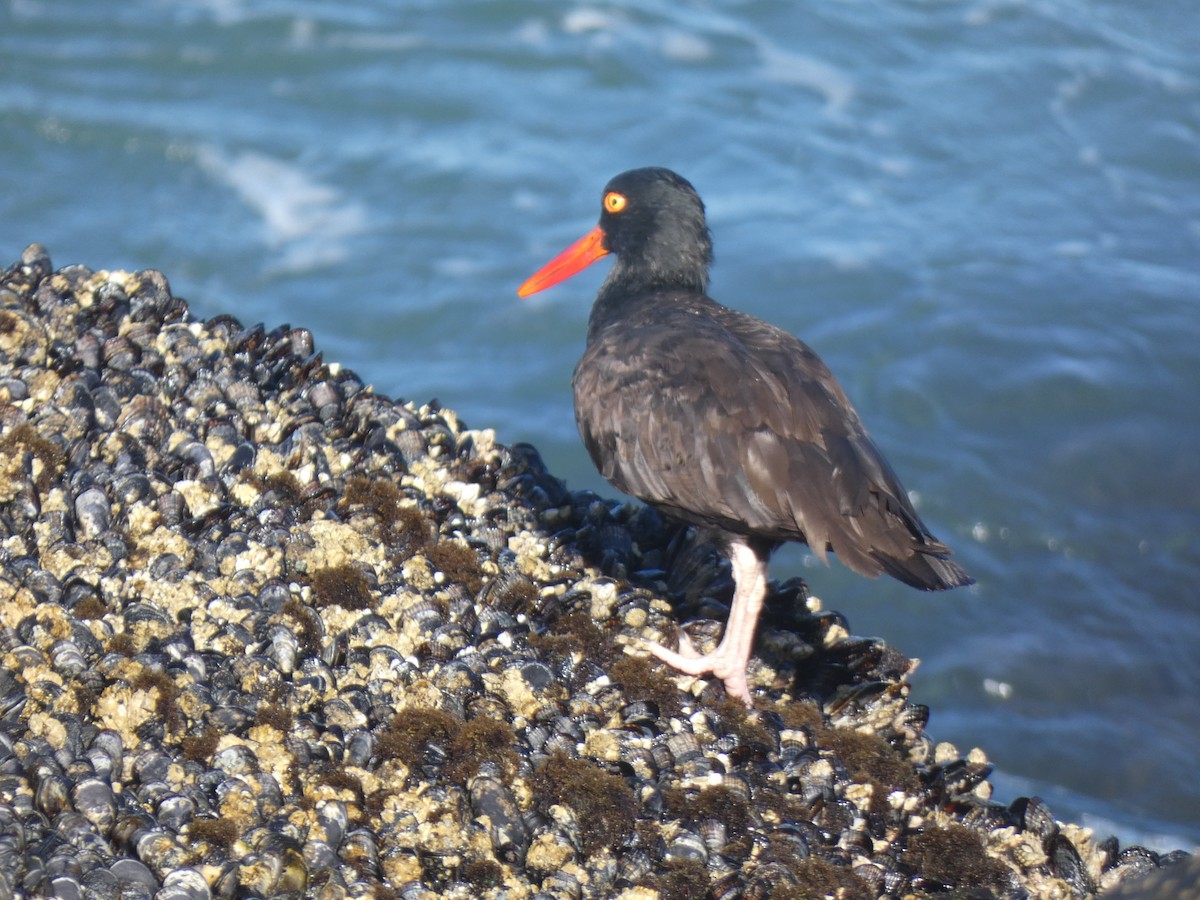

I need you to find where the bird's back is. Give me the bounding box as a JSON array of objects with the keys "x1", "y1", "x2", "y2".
[{"x1": 572, "y1": 291, "x2": 971, "y2": 591}]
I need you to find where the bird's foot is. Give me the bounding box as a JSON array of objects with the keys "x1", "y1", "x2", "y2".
[
  {"x1": 642, "y1": 637, "x2": 753, "y2": 707},
  {"x1": 672, "y1": 629, "x2": 700, "y2": 659}
]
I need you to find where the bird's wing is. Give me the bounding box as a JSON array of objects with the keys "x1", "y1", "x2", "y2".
[{"x1": 572, "y1": 297, "x2": 970, "y2": 589}]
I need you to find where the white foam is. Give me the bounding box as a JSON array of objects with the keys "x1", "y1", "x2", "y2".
[
  {"x1": 191, "y1": 0, "x2": 249, "y2": 27},
  {"x1": 989, "y1": 769, "x2": 1198, "y2": 855},
  {"x1": 1054, "y1": 240, "x2": 1094, "y2": 257},
  {"x1": 195, "y1": 145, "x2": 367, "y2": 273},
  {"x1": 983, "y1": 677, "x2": 1013, "y2": 699},
  {"x1": 757, "y1": 44, "x2": 855, "y2": 111},
  {"x1": 805, "y1": 238, "x2": 882, "y2": 270},
  {"x1": 562, "y1": 8, "x2": 620, "y2": 35},
  {"x1": 662, "y1": 30, "x2": 712, "y2": 63},
  {"x1": 1077, "y1": 812, "x2": 1198, "y2": 856}
]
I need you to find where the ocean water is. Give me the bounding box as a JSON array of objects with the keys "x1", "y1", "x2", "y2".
[{"x1": 3, "y1": 0, "x2": 1198, "y2": 849}]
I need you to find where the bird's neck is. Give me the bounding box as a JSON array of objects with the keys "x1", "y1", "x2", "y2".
[{"x1": 588, "y1": 253, "x2": 710, "y2": 335}]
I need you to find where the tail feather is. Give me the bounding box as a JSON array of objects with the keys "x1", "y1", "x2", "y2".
[{"x1": 873, "y1": 550, "x2": 974, "y2": 591}]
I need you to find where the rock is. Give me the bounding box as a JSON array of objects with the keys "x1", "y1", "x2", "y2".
[{"x1": 0, "y1": 245, "x2": 1185, "y2": 899}]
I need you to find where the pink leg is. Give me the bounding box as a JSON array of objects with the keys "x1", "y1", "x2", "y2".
[{"x1": 644, "y1": 540, "x2": 768, "y2": 706}]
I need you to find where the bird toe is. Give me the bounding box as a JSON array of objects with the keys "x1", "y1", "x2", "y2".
[{"x1": 642, "y1": 639, "x2": 754, "y2": 707}]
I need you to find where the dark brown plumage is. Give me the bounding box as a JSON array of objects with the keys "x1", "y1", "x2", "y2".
[{"x1": 519, "y1": 167, "x2": 972, "y2": 704}]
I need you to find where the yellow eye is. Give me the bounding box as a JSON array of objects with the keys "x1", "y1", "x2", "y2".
[{"x1": 604, "y1": 191, "x2": 628, "y2": 214}]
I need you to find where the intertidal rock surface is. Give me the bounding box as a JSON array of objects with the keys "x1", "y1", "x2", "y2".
[{"x1": 0, "y1": 243, "x2": 1190, "y2": 899}]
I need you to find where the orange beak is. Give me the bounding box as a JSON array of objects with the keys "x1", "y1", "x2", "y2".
[{"x1": 517, "y1": 225, "x2": 609, "y2": 298}]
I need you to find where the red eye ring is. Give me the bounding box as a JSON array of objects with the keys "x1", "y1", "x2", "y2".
[{"x1": 604, "y1": 191, "x2": 628, "y2": 213}]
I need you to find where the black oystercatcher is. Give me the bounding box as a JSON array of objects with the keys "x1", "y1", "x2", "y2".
[{"x1": 518, "y1": 167, "x2": 972, "y2": 705}]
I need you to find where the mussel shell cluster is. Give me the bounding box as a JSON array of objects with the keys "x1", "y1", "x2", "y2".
[{"x1": 0, "y1": 244, "x2": 1189, "y2": 899}]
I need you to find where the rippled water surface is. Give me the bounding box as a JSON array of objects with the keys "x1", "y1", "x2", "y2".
[{"x1": 3, "y1": 0, "x2": 1198, "y2": 846}]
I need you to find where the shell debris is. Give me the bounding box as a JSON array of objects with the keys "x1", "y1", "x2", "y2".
[{"x1": 0, "y1": 244, "x2": 1191, "y2": 899}]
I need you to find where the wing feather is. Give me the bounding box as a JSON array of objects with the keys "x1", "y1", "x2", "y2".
[{"x1": 573, "y1": 292, "x2": 970, "y2": 589}]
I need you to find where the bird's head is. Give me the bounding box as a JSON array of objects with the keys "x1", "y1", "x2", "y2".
[{"x1": 518, "y1": 167, "x2": 713, "y2": 298}]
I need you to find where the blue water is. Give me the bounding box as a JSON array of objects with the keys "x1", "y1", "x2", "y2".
[{"x1": 3, "y1": 0, "x2": 1198, "y2": 847}]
